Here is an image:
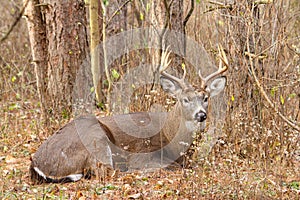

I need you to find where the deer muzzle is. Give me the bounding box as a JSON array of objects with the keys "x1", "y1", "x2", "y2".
[{"x1": 195, "y1": 111, "x2": 207, "y2": 122}]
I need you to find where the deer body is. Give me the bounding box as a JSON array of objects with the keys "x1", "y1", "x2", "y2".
[
  {"x1": 30, "y1": 116, "x2": 114, "y2": 183},
  {"x1": 98, "y1": 102, "x2": 199, "y2": 171},
  {"x1": 30, "y1": 49, "x2": 228, "y2": 183}
]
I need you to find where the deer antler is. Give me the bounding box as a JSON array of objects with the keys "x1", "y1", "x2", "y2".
[
  {"x1": 159, "y1": 47, "x2": 188, "y2": 90},
  {"x1": 199, "y1": 44, "x2": 228, "y2": 88}
]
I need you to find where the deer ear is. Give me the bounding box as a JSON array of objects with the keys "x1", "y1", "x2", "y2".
[
  {"x1": 160, "y1": 76, "x2": 182, "y2": 97},
  {"x1": 208, "y1": 76, "x2": 226, "y2": 97}
]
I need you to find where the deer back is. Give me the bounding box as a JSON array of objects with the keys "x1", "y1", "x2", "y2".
[{"x1": 98, "y1": 112, "x2": 171, "y2": 153}]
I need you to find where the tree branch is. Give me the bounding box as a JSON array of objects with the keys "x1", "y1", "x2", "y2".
[
  {"x1": 106, "y1": 0, "x2": 131, "y2": 28},
  {"x1": 183, "y1": 0, "x2": 194, "y2": 28},
  {"x1": 0, "y1": 0, "x2": 29, "y2": 43},
  {"x1": 204, "y1": 1, "x2": 232, "y2": 14}
]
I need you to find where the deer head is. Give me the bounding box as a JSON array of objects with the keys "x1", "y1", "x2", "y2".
[{"x1": 159, "y1": 47, "x2": 228, "y2": 125}]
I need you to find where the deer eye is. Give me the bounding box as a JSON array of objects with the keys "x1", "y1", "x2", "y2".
[
  {"x1": 204, "y1": 96, "x2": 209, "y2": 102},
  {"x1": 183, "y1": 97, "x2": 189, "y2": 103}
]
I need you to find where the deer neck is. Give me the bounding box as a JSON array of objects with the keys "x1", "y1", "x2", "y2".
[{"x1": 162, "y1": 102, "x2": 198, "y2": 143}]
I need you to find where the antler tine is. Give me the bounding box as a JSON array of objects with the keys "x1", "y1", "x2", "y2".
[
  {"x1": 160, "y1": 47, "x2": 188, "y2": 89},
  {"x1": 218, "y1": 44, "x2": 229, "y2": 69},
  {"x1": 199, "y1": 44, "x2": 228, "y2": 88},
  {"x1": 198, "y1": 69, "x2": 206, "y2": 88},
  {"x1": 182, "y1": 64, "x2": 187, "y2": 80},
  {"x1": 160, "y1": 46, "x2": 172, "y2": 71}
]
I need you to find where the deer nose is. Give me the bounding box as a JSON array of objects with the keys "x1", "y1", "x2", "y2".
[{"x1": 195, "y1": 111, "x2": 207, "y2": 122}]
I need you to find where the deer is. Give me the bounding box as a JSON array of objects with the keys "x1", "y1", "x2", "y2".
[{"x1": 30, "y1": 47, "x2": 228, "y2": 183}]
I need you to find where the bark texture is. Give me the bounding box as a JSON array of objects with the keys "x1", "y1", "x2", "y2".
[
  {"x1": 25, "y1": 0, "x2": 90, "y2": 122},
  {"x1": 24, "y1": 0, "x2": 48, "y2": 121}
]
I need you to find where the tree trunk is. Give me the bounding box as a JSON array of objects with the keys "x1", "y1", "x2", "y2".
[
  {"x1": 43, "y1": 0, "x2": 89, "y2": 118},
  {"x1": 24, "y1": 0, "x2": 90, "y2": 123},
  {"x1": 168, "y1": 0, "x2": 185, "y2": 72},
  {"x1": 23, "y1": 0, "x2": 48, "y2": 123}
]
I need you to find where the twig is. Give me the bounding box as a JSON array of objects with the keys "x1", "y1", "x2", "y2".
[
  {"x1": 182, "y1": 0, "x2": 194, "y2": 56},
  {"x1": 99, "y1": 0, "x2": 131, "y2": 39},
  {"x1": 106, "y1": 0, "x2": 131, "y2": 28},
  {"x1": 204, "y1": 1, "x2": 233, "y2": 14},
  {"x1": 183, "y1": 0, "x2": 194, "y2": 28},
  {"x1": 208, "y1": 0, "x2": 226, "y2": 6},
  {"x1": 204, "y1": 5, "x2": 232, "y2": 14},
  {"x1": 254, "y1": 0, "x2": 273, "y2": 5},
  {"x1": 0, "y1": 0, "x2": 29, "y2": 43},
  {"x1": 0, "y1": 81, "x2": 37, "y2": 95}
]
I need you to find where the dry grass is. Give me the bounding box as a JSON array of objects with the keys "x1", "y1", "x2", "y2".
[{"x1": 1, "y1": 0, "x2": 299, "y2": 199}]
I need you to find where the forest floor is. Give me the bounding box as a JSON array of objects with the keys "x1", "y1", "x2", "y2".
[
  {"x1": 1, "y1": 0, "x2": 300, "y2": 199},
  {"x1": 0, "y1": 100, "x2": 299, "y2": 200}
]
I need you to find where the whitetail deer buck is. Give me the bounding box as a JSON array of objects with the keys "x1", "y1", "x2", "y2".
[{"x1": 30, "y1": 48, "x2": 228, "y2": 183}]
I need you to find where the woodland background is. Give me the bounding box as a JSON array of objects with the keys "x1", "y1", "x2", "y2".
[{"x1": 0, "y1": 0, "x2": 299, "y2": 199}]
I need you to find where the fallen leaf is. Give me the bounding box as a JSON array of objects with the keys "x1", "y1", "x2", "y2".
[
  {"x1": 128, "y1": 193, "x2": 141, "y2": 199},
  {"x1": 5, "y1": 155, "x2": 17, "y2": 164}
]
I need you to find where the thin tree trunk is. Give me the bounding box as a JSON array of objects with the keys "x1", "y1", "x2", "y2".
[{"x1": 90, "y1": 0, "x2": 103, "y2": 104}]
